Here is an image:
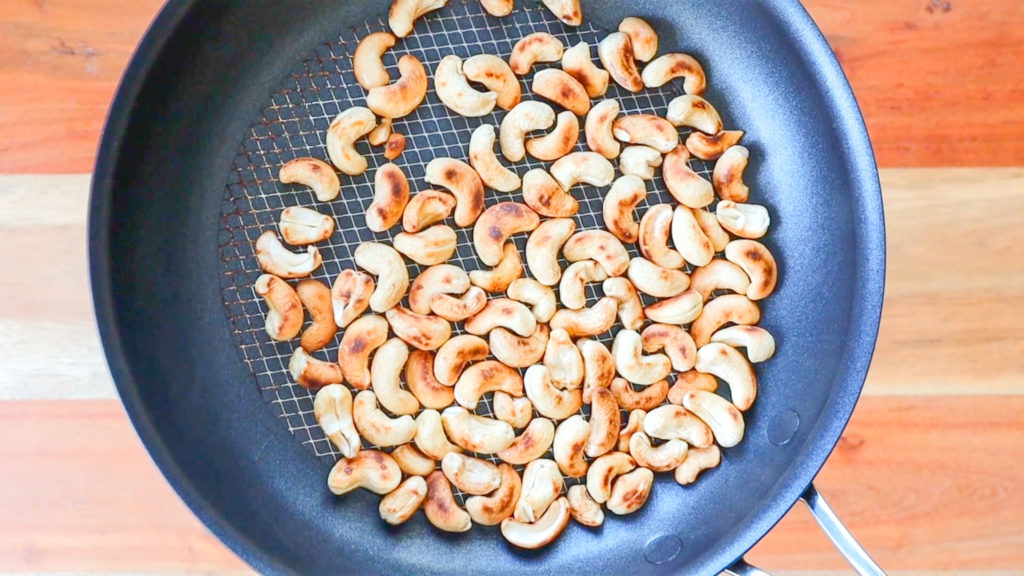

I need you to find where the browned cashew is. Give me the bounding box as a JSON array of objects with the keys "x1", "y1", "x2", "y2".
[
  {"x1": 543, "y1": 328, "x2": 584, "y2": 390},
  {"x1": 612, "y1": 114, "x2": 679, "y2": 153},
  {"x1": 434, "y1": 334, "x2": 489, "y2": 386},
  {"x1": 604, "y1": 175, "x2": 647, "y2": 243},
  {"x1": 424, "y1": 157, "x2": 486, "y2": 227},
  {"x1": 498, "y1": 418, "x2": 555, "y2": 465},
  {"x1": 354, "y1": 242, "x2": 409, "y2": 313},
  {"x1": 295, "y1": 279, "x2": 336, "y2": 352},
  {"x1": 424, "y1": 470, "x2": 472, "y2": 533},
  {"x1": 524, "y1": 365, "x2": 583, "y2": 420},
  {"x1": 393, "y1": 225, "x2": 457, "y2": 266},
  {"x1": 713, "y1": 145, "x2": 750, "y2": 202},
  {"x1": 711, "y1": 325, "x2": 776, "y2": 363},
  {"x1": 686, "y1": 130, "x2": 745, "y2": 161},
  {"x1": 578, "y1": 338, "x2": 615, "y2": 404},
  {"x1": 586, "y1": 452, "x2": 635, "y2": 504},
  {"x1": 629, "y1": 431, "x2": 688, "y2": 472},
  {"x1": 279, "y1": 157, "x2": 340, "y2": 202},
  {"x1": 514, "y1": 459, "x2": 564, "y2": 522},
  {"x1": 617, "y1": 408, "x2": 646, "y2": 452},
  {"x1": 532, "y1": 68, "x2": 591, "y2": 116},
  {"x1": 408, "y1": 264, "x2": 469, "y2": 315},
  {"x1": 585, "y1": 387, "x2": 621, "y2": 458},
  {"x1": 639, "y1": 204, "x2": 685, "y2": 269},
  {"x1": 553, "y1": 415, "x2": 590, "y2": 477},
  {"x1": 255, "y1": 231, "x2": 322, "y2": 279},
  {"x1": 386, "y1": 306, "x2": 452, "y2": 351},
  {"x1": 627, "y1": 256, "x2": 689, "y2": 298},
  {"x1": 507, "y1": 278, "x2": 557, "y2": 323},
  {"x1": 354, "y1": 32, "x2": 397, "y2": 90},
  {"x1": 338, "y1": 314, "x2": 389, "y2": 390},
  {"x1": 442, "y1": 406, "x2": 516, "y2": 454},
  {"x1": 379, "y1": 476, "x2": 427, "y2": 526},
  {"x1": 509, "y1": 32, "x2": 564, "y2": 75},
  {"x1": 254, "y1": 274, "x2": 302, "y2": 341},
  {"x1": 392, "y1": 443, "x2": 437, "y2": 477},
  {"x1": 469, "y1": 242, "x2": 523, "y2": 293},
  {"x1": 405, "y1": 350, "x2": 455, "y2": 409},
  {"x1": 643, "y1": 404, "x2": 714, "y2": 448},
  {"x1": 666, "y1": 94, "x2": 723, "y2": 134},
  {"x1": 522, "y1": 168, "x2": 577, "y2": 218},
  {"x1": 466, "y1": 464, "x2": 521, "y2": 526},
  {"x1": 642, "y1": 53, "x2": 707, "y2": 94},
  {"x1": 681, "y1": 389, "x2": 745, "y2": 447},
  {"x1": 414, "y1": 409, "x2": 462, "y2": 460},
  {"x1": 431, "y1": 287, "x2": 488, "y2": 322},
  {"x1": 370, "y1": 338, "x2": 420, "y2": 416},
  {"x1": 366, "y1": 54, "x2": 427, "y2": 119},
  {"x1": 386, "y1": 131, "x2": 405, "y2": 159},
  {"x1": 585, "y1": 98, "x2": 620, "y2": 159},
  {"x1": 549, "y1": 297, "x2": 618, "y2": 337},
  {"x1": 454, "y1": 360, "x2": 524, "y2": 410},
  {"x1": 567, "y1": 484, "x2": 604, "y2": 527},
  {"x1": 465, "y1": 297, "x2": 537, "y2": 337},
  {"x1": 694, "y1": 206, "x2": 731, "y2": 252},
  {"x1": 313, "y1": 384, "x2": 360, "y2": 457},
  {"x1": 441, "y1": 452, "x2": 501, "y2": 495},
  {"x1": 644, "y1": 289, "x2": 703, "y2": 325},
  {"x1": 602, "y1": 277, "x2": 645, "y2": 331},
  {"x1": 690, "y1": 259, "x2": 751, "y2": 301},
  {"x1": 598, "y1": 32, "x2": 642, "y2": 92},
  {"x1": 464, "y1": 55, "x2": 521, "y2": 110},
  {"x1": 610, "y1": 377, "x2": 668, "y2": 411},
  {"x1": 501, "y1": 497, "x2": 570, "y2": 550},
  {"x1": 562, "y1": 41, "x2": 609, "y2": 98},
  {"x1": 642, "y1": 323, "x2": 697, "y2": 372},
  {"x1": 279, "y1": 206, "x2": 334, "y2": 246},
  {"x1": 493, "y1": 392, "x2": 534, "y2": 429},
  {"x1": 473, "y1": 202, "x2": 540, "y2": 266},
  {"x1": 725, "y1": 239, "x2": 778, "y2": 301},
  {"x1": 541, "y1": 0, "x2": 581, "y2": 25},
  {"x1": 667, "y1": 370, "x2": 719, "y2": 405},
  {"x1": 563, "y1": 230, "x2": 629, "y2": 276},
  {"x1": 606, "y1": 467, "x2": 654, "y2": 515},
  {"x1": 403, "y1": 190, "x2": 457, "y2": 233},
  {"x1": 674, "y1": 444, "x2": 721, "y2": 485},
  {"x1": 695, "y1": 343, "x2": 757, "y2": 411},
  {"x1": 662, "y1": 144, "x2": 714, "y2": 209},
  {"x1": 526, "y1": 111, "x2": 579, "y2": 162},
  {"x1": 289, "y1": 348, "x2": 344, "y2": 390},
  {"x1": 331, "y1": 269, "x2": 374, "y2": 328},
  {"x1": 489, "y1": 324, "x2": 549, "y2": 368},
  {"x1": 672, "y1": 205, "x2": 715, "y2": 267},
  {"x1": 366, "y1": 163, "x2": 410, "y2": 232},
  {"x1": 328, "y1": 450, "x2": 401, "y2": 496},
  {"x1": 618, "y1": 17, "x2": 657, "y2": 62},
  {"x1": 690, "y1": 293, "x2": 760, "y2": 348},
  {"x1": 326, "y1": 107, "x2": 376, "y2": 176},
  {"x1": 526, "y1": 218, "x2": 576, "y2": 285}
]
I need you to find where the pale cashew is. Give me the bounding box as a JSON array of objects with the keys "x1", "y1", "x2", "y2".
[
  {"x1": 642, "y1": 52, "x2": 706, "y2": 95},
  {"x1": 313, "y1": 384, "x2": 360, "y2": 458},
  {"x1": 526, "y1": 111, "x2": 579, "y2": 162},
  {"x1": 667, "y1": 370, "x2": 719, "y2": 405},
  {"x1": 586, "y1": 452, "x2": 635, "y2": 504},
  {"x1": 549, "y1": 297, "x2": 618, "y2": 337},
  {"x1": 466, "y1": 464, "x2": 521, "y2": 526},
  {"x1": 543, "y1": 328, "x2": 585, "y2": 390},
  {"x1": 686, "y1": 130, "x2": 744, "y2": 161},
  {"x1": 695, "y1": 342, "x2": 757, "y2": 411},
  {"x1": 711, "y1": 325, "x2": 776, "y2": 363},
  {"x1": 674, "y1": 444, "x2": 721, "y2": 485},
  {"x1": 560, "y1": 260, "x2": 607, "y2": 310},
  {"x1": 328, "y1": 450, "x2": 401, "y2": 495},
  {"x1": 385, "y1": 306, "x2": 452, "y2": 351},
  {"x1": 618, "y1": 17, "x2": 658, "y2": 62},
  {"x1": 368, "y1": 118, "x2": 393, "y2": 147},
  {"x1": 441, "y1": 452, "x2": 501, "y2": 495},
  {"x1": 619, "y1": 145, "x2": 662, "y2": 180},
  {"x1": 666, "y1": 94, "x2": 723, "y2": 134},
  {"x1": 507, "y1": 278, "x2": 556, "y2": 323},
  {"x1": 473, "y1": 202, "x2": 540, "y2": 266},
  {"x1": 629, "y1": 432, "x2": 688, "y2": 472},
  {"x1": 369, "y1": 338, "x2": 419, "y2": 415},
  {"x1": 639, "y1": 204, "x2": 685, "y2": 270},
  {"x1": 617, "y1": 408, "x2": 646, "y2": 452},
  {"x1": 585, "y1": 386, "x2": 621, "y2": 458},
  {"x1": 469, "y1": 242, "x2": 523, "y2": 293},
  {"x1": 612, "y1": 329, "x2": 671, "y2": 385},
  {"x1": 602, "y1": 277, "x2": 644, "y2": 330},
  {"x1": 716, "y1": 200, "x2": 770, "y2": 239},
  {"x1": 489, "y1": 324, "x2": 549, "y2": 368},
  {"x1": 553, "y1": 415, "x2": 590, "y2": 477},
  {"x1": 406, "y1": 350, "x2": 455, "y2": 409},
  {"x1": 255, "y1": 232, "x2": 322, "y2": 279},
  {"x1": 578, "y1": 338, "x2": 615, "y2": 404},
  {"x1": 480, "y1": 0, "x2": 514, "y2": 17},
  {"x1": 393, "y1": 224, "x2": 457, "y2": 266},
  {"x1": 366, "y1": 163, "x2": 410, "y2": 232},
  {"x1": 524, "y1": 364, "x2": 583, "y2": 420},
  {"x1": 606, "y1": 467, "x2": 654, "y2": 515},
  {"x1": 598, "y1": 32, "x2": 642, "y2": 92},
  {"x1": 585, "y1": 99, "x2": 620, "y2": 159},
  {"x1": 672, "y1": 205, "x2": 715, "y2": 267},
  {"x1": 289, "y1": 348, "x2": 344, "y2": 389},
  {"x1": 562, "y1": 229, "x2": 629, "y2": 276},
  {"x1": 514, "y1": 459, "x2": 564, "y2": 522},
  {"x1": 424, "y1": 157, "x2": 485, "y2": 227},
  {"x1": 279, "y1": 157, "x2": 340, "y2": 202},
  {"x1": 414, "y1": 409, "x2": 462, "y2": 460},
  {"x1": 469, "y1": 124, "x2": 521, "y2": 193},
  {"x1": 643, "y1": 404, "x2": 714, "y2": 448},
  {"x1": 279, "y1": 206, "x2": 334, "y2": 246},
  {"x1": 353, "y1": 242, "x2": 409, "y2": 312},
  {"x1": 424, "y1": 470, "x2": 472, "y2": 533},
  {"x1": 712, "y1": 145, "x2": 750, "y2": 202},
  {"x1": 526, "y1": 217, "x2": 576, "y2": 285},
  {"x1": 612, "y1": 114, "x2": 678, "y2": 153},
  {"x1": 627, "y1": 256, "x2": 689, "y2": 298},
  {"x1": 338, "y1": 314, "x2": 389, "y2": 390},
  {"x1": 403, "y1": 189, "x2": 456, "y2": 233},
  {"x1": 567, "y1": 484, "x2": 604, "y2": 527},
  {"x1": 454, "y1": 360, "x2": 523, "y2": 410},
  {"x1": 499, "y1": 101, "x2": 556, "y2": 163},
  {"x1": 611, "y1": 377, "x2": 668, "y2": 411},
  {"x1": 296, "y1": 279, "x2": 336, "y2": 352},
  {"x1": 326, "y1": 107, "x2": 377, "y2": 176},
  {"x1": 254, "y1": 273, "x2": 302, "y2": 340},
  {"x1": 694, "y1": 206, "x2": 731, "y2": 252},
  {"x1": 463, "y1": 54, "x2": 521, "y2": 110},
  {"x1": 532, "y1": 68, "x2": 591, "y2": 116},
  {"x1": 603, "y1": 175, "x2": 646, "y2": 243},
  {"x1": 434, "y1": 334, "x2": 489, "y2": 386},
  {"x1": 541, "y1": 0, "x2": 581, "y2": 25},
  {"x1": 642, "y1": 323, "x2": 697, "y2": 372},
  {"x1": 353, "y1": 390, "x2": 418, "y2": 446},
  {"x1": 522, "y1": 169, "x2": 577, "y2": 218},
  {"x1": 493, "y1": 392, "x2": 534, "y2": 429},
  {"x1": 725, "y1": 239, "x2": 777, "y2": 301},
  {"x1": 561, "y1": 41, "x2": 609, "y2": 98},
  {"x1": 441, "y1": 406, "x2": 516, "y2": 454},
  {"x1": 464, "y1": 297, "x2": 536, "y2": 337},
  {"x1": 682, "y1": 389, "x2": 745, "y2": 447},
  {"x1": 662, "y1": 144, "x2": 714, "y2": 208},
  {"x1": 498, "y1": 418, "x2": 555, "y2": 465},
  {"x1": 435, "y1": 55, "x2": 498, "y2": 117},
  {"x1": 409, "y1": 264, "x2": 470, "y2": 315},
  {"x1": 353, "y1": 31, "x2": 396, "y2": 90},
  {"x1": 644, "y1": 289, "x2": 703, "y2": 325},
  {"x1": 690, "y1": 293, "x2": 760, "y2": 348},
  {"x1": 550, "y1": 151, "x2": 615, "y2": 190},
  {"x1": 501, "y1": 497, "x2": 570, "y2": 550},
  {"x1": 392, "y1": 443, "x2": 437, "y2": 477},
  {"x1": 509, "y1": 32, "x2": 564, "y2": 75},
  {"x1": 388, "y1": 0, "x2": 448, "y2": 37},
  {"x1": 690, "y1": 259, "x2": 751, "y2": 301},
  {"x1": 379, "y1": 476, "x2": 427, "y2": 526}
]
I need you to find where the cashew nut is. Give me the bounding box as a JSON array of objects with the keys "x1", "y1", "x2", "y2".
[
  {"x1": 385, "y1": 306, "x2": 452, "y2": 351},
  {"x1": 463, "y1": 54, "x2": 521, "y2": 110},
  {"x1": 424, "y1": 157, "x2": 485, "y2": 227},
  {"x1": 617, "y1": 408, "x2": 646, "y2": 452},
  {"x1": 562, "y1": 229, "x2": 629, "y2": 277},
  {"x1": 353, "y1": 31, "x2": 397, "y2": 90},
  {"x1": 522, "y1": 168, "x2": 578, "y2": 218},
  {"x1": 694, "y1": 206, "x2": 731, "y2": 252},
  {"x1": 338, "y1": 314, "x2": 389, "y2": 390},
  {"x1": 666, "y1": 94, "x2": 723, "y2": 134},
  {"x1": 353, "y1": 390, "x2": 418, "y2": 446},
  {"x1": 392, "y1": 443, "x2": 437, "y2": 477},
  {"x1": 498, "y1": 418, "x2": 555, "y2": 465},
  {"x1": 414, "y1": 409, "x2": 462, "y2": 460},
  {"x1": 353, "y1": 242, "x2": 409, "y2": 312},
  {"x1": 712, "y1": 145, "x2": 750, "y2": 202},
  {"x1": 313, "y1": 384, "x2": 360, "y2": 458},
  {"x1": 543, "y1": 328, "x2": 585, "y2": 389},
  {"x1": 642, "y1": 53, "x2": 706, "y2": 95},
  {"x1": 441, "y1": 452, "x2": 501, "y2": 495},
  {"x1": 526, "y1": 111, "x2": 579, "y2": 162},
  {"x1": 619, "y1": 145, "x2": 662, "y2": 180},
  {"x1": 514, "y1": 459, "x2": 564, "y2": 522},
  {"x1": 454, "y1": 360, "x2": 523, "y2": 410},
  {"x1": 289, "y1": 348, "x2": 344, "y2": 389},
  {"x1": 370, "y1": 339, "x2": 419, "y2": 416},
  {"x1": 365, "y1": 163, "x2": 410, "y2": 232},
  {"x1": 473, "y1": 202, "x2": 540, "y2": 266},
  {"x1": 639, "y1": 204, "x2": 685, "y2": 269},
  {"x1": 716, "y1": 200, "x2": 770, "y2": 239},
  {"x1": 603, "y1": 175, "x2": 646, "y2": 243},
  {"x1": 507, "y1": 278, "x2": 556, "y2": 323},
  {"x1": 509, "y1": 32, "x2": 564, "y2": 75},
  {"x1": 586, "y1": 452, "x2": 635, "y2": 504},
  {"x1": 598, "y1": 32, "x2": 642, "y2": 92},
  {"x1": 379, "y1": 476, "x2": 427, "y2": 525},
  {"x1": 424, "y1": 470, "x2": 472, "y2": 533},
  {"x1": 667, "y1": 370, "x2": 719, "y2": 405},
  {"x1": 469, "y1": 242, "x2": 523, "y2": 292},
  {"x1": 409, "y1": 264, "x2": 470, "y2": 315},
  {"x1": 585, "y1": 98, "x2": 620, "y2": 159},
  {"x1": 682, "y1": 389, "x2": 745, "y2": 447},
  {"x1": 499, "y1": 101, "x2": 556, "y2": 163},
  {"x1": 255, "y1": 232, "x2": 322, "y2": 279},
  {"x1": 501, "y1": 497, "x2": 570, "y2": 550},
  {"x1": 465, "y1": 297, "x2": 536, "y2": 337},
  {"x1": 524, "y1": 365, "x2": 582, "y2": 420},
  {"x1": 434, "y1": 334, "x2": 489, "y2": 386},
  {"x1": 690, "y1": 293, "x2": 760, "y2": 348},
  {"x1": 532, "y1": 68, "x2": 591, "y2": 116},
  {"x1": 561, "y1": 41, "x2": 609, "y2": 98},
  {"x1": 612, "y1": 114, "x2": 678, "y2": 153},
  {"x1": 578, "y1": 338, "x2": 615, "y2": 404},
  {"x1": 690, "y1": 259, "x2": 751, "y2": 301},
  {"x1": 441, "y1": 406, "x2": 516, "y2": 454},
  {"x1": 435, "y1": 54, "x2": 498, "y2": 117},
  {"x1": 526, "y1": 217, "x2": 576, "y2": 285},
  {"x1": 388, "y1": 0, "x2": 448, "y2": 37},
  {"x1": 480, "y1": 0, "x2": 514, "y2": 17},
  {"x1": 606, "y1": 467, "x2": 654, "y2": 515},
  {"x1": 643, "y1": 404, "x2": 714, "y2": 448},
  {"x1": 644, "y1": 289, "x2": 703, "y2": 325},
  {"x1": 493, "y1": 392, "x2": 534, "y2": 429},
  {"x1": 662, "y1": 144, "x2": 714, "y2": 209},
  {"x1": 560, "y1": 260, "x2": 607, "y2": 310},
  {"x1": 724, "y1": 239, "x2": 777, "y2": 301},
  {"x1": 674, "y1": 444, "x2": 721, "y2": 485},
  {"x1": 279, "y1": 206, "x2": 334, "y2": 246},
  {"x1": 541, "y1": 0, "x2": 581, "y2": 25},
  {"x1": 368, "y1": 118, "x2": 392, "y2": 147},
  {"x1": 602, "y1": 277, "x2": 645, "y2": 330},
  {"x1": 388, "y1": 131, "x2": 408, "y2": 159},
  {"x1": 296, "y1": 279, "x2": 336, "y2": 352},
  {"x1": 469, "y1": 124, "x2": 521, "y2": 193},
  {"x1": 618, "y1": 17, "x2": 658, "y2": 62},
  {"x1": 403, "y1": 189, "x2": 457, "y2": 233},
  {"x1": 695, "y1": 342, "x2": 757, "y2": 411},
  {"x1": 567, "y1": 484, "x2": 604, "y2": 527},
  {"x1": 550, "y1": 151, "x2": 615, "y2": 190},
  {"x1": 466, "y1": 464, "x2": 521, "y2": 526},
  {"x1": 642, "y1": 323, "x2": 696, "y2": 372},
  {"x1": 627, "y1": 256, "x2": 689, "y2": 298},
  {"x1": 629, "y1": 431, "x2": 688, "y2": 472},
  {"x1": 612, "y1": 329, "x2": 672, "y2": 385},
  {"x1": 254, "y1": 273, "x2": 302, "y2": 340},
  {"x1": 671, "y1": 204, "x2": 715, "y2": 267},
  {"x1": 549, "y1": 297, "x2": 618, "y2": 337},
  {"x1": 611, "y1": 377, "x2": 668, "y2": 411},
  {"x1": 279, "y1": 157, "x2": 340, "y2": 202},
  {"x1": 326, "y1": 107, "x2": 377, "y2": 176},
  {"x1": 585, "y1": 386, "x2": 621, "y2": 458},
  {"x1": 393, "y1": 225, "x2": 457, "y2": 266},
  {"x1": 328, "y1": 450, "x2": 402, "y2": 495},
  {"x1": 489, "y1": 324, "x2": 549, "y2": 368},
  {"x1": 405, "y1": 350, "x2": 455, "y2": 409},
  {"x1": 711, "y1": 325, "x2": 776, "y2": 363},
  {"x1": 553, "y1": 414, "x2": 590, "y2": 477},
  {"x1": 686, "y1": 130, "x2": 744, "y2": 161}
]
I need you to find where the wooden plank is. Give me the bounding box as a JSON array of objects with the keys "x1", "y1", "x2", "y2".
[
  {"x1": 0, "y1": 397, "x2": 1020, "y2": 573},
  {"x1": 1, "y1": 1, "x2": 1023, "y2": 172}
]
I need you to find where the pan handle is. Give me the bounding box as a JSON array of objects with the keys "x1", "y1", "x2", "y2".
[{"x1": 724, "y1": 483, "x2": 887, "y2": 576}]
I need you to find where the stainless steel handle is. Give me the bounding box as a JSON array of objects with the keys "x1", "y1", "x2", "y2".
[{"x1": 724, "y1": 483, "x2": 886, "y2": 576}]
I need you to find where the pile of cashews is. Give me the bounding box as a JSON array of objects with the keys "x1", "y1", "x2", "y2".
[{"x1": 253, "y1": 0, "x2": 779, "y2": 550}]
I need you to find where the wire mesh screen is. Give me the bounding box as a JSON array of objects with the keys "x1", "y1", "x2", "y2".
[{"x1": 217, "y1": 0, "x2": 711, "y2": 485}]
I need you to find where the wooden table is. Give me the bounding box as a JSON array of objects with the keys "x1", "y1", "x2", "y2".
[{"x1": 1, "y1": 1, "x2": 1022, "y2": 574}]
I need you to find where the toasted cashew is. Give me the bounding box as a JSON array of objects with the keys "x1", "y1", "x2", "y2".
[
  {"x1": 644, "y1": 289, "x2": 703, "y2": 325},
  {"x1": 493, "y1": 392, "x2": 534, "y2": 429},
  {"x1": 501, "y1": 497, "x2": 570, "y2": 550},
  {"x1": 628, "y1": 257, "x2": 689, "y2": 298},
  {"x1": 619, "y1": 145, "x2": 662, "y2": 180},
  {"x1": 442, "y1": 406, "x2": 516, "y2": 454},
  {"x1": 642, "y1": 53, "x2": 706, "y2": 95},
  {"x1": 642, "y1": 323, "x2": 696, "y2": 372},
  {"x1": 393, "y1": 225, "x2": 457, "y2": 266},
  {"x1": 716, "y1": 200, "x2": 770, "y2": 239},
  {"x1": 550, "y1": 151, "x2": 615, "y2": 190},
  {"x1": 553, "y1": 415, "x2": 590, "y2": 477},
  {"x1": 434, "y1": 335, "x2": 488, "y2": 386},
  {"x1": 387, "y1": 132, "x2": 407, "y2": 160},
  {"x1": 480, "y1": 0, "x2": 514, "y2": 17},
  {"x1": 379, "y1": 476, "x2": 427, "y2": 525},
  {"x1": 643, "y1": 404, "x2": 714, "y2": 447},
  {"x1": 279, "y1": 157, "x2": 340, "y2": 202},
  {"x1": 424, "y1": 157, "x2": 485, "y2": 227},
  {"x1": 567, "y1": 484, "x2": 604, "y2": 527},
  {"x1": 667, "y1": 370, "x2": 719, "y2": 404},
  {"x1": 563, "y1": 230, "x2": 629, "y2": 276},
  {"x1": 465, "y1": 298, "x2": 537, "y2": 337},
  {"x1": 424, "y1": 470, "x2": 472, "y2": 533},
  {"x1": 695, "y1": 342, "x2": 757, "y2": 411},
  {"x1": 392, "y1": 443, "x2": 437, "y2": 477},
  {"x1": 711, "y1": 325, "x2": 776, "y2": 363},
  {"x1": 543, "y1": 328, "x2": 585, "y2": 389},
  {"x1": 541, "y1": 0, "x2": 581, "y2": 25},
  {"x1": 672, "y1": 205, "x2": 715, "y2": 267},
  {"x1": 386, "y1": 306, "x2": 452, "y2": 352},
  {"x1": 617, "y1": 408, "x2": 646, "y2": 452},
  {"x1": 532, "y1": 69, "x2": 590, "y2": 116},
  {"x1": 406, "y1": 350, "x2": 455, "y2": 409},
  {"x1": 618, "y1": 17, "x2": 657, "y2": 62},
  {"x1": 442, "y1": 453, "x2": 501, "y2": 495},
  {"x1": 498, "y1": 418, "x2": 555, "y2": 465},
  {"x1": 598, "y1": 32, "x2": 642, "y2": 92},
  {"x1": 473, "y1": 202, "x2": 540, "y2": 266},
  {"x1": 585, "y1": 99, "x2": 620, "y2": 159},
  {"x1": 561, "y1": 41, "x2": 609, "y2": 98},
  {"x1": 603, "y1": 175, "x2": 646, "y2": 243},
  {"x1": 490, "y1": 324, "x2": 549, "y2": 368},
  {"x1": 338, "y1": 314, "x2": 389, "y2": 390},
  {"x1": 354, "y1": 242, "x2": 408, "y2": 312},
  {"x1": 611, "y1": 377, "x2": 668, "y2": 411},
  {"x1": 254, "y1": 274, "x2": 302, "y2": 341},
  {"x1": 549, "y1": 297, "x2": 618, "y2": 337},
  {"x1": 526, "y1": 111, "x2": 579, "y2": 162},
  {"x1": 525, "y1": 365, "x2": 582, "y2": 420},
  {"x1": 521, "y1": 168, "x2": 577, "y2": 217},
  {"x1": 674, "y1": 444, "x2": 721, "y2": 485},
  {"x1": 694, "y1": 206, "x2": 731, "y2": 252},
  {"x1": 690, "y1": 293, "x2": 760, "y2": 348},
  {"x1": 279, "y1": 206, "x2": 334, "y2": 247},
  {"x1": 464, "y1": 54, "x2": 521, "y2": 110},
  {"x1": 712, "y1": 145, "x2": 750, "y2": 202},
  {"x1": 469, "y1": 124, "x2": 521, "y2": 193},
  {"x1": 725, "y1": 240, "x2": 777, "y2": 301},
  {"x1": 514, "y1": 459, "x2": 564, "y2": 522},
  {"x1": 296, "y1": 279, "x2": 336, "y2": 352},
  {"x1": 389, "y1": 0, "x2": 447, "y2": 37},
  {"x1": 639, "y1": 204, "x2": 685, "y2": 269},
  {"x1": 586, "y1": 452, "x2": 635, "y2": 504},
  {"x1": 435, "y1": 55, "x2": 498, "y2": 117},
  {"x1": 509, "y1": 32, "x2": 564, "y2": 75},
  {"x1": 353, "y1": 31, "x2": 396, "y2": 90},
  {"x1": 629, "y1": 432, "x2": 688, "y2": 472},
  {"x1": 326, "y1": 107, "x2": 376, "y2": 176},
  {"x1": 612, "y1": 115, "x2": 678, "y2": 153},
  {"x1": 353, "y1": 390, "x2": 418, "y2": 446},
  {"x1": 289, "y1": 348, "x2": 344, "y2": 389},
  {"x1": 690, "y1": 259, "x2": 751, "y2": 301},
  {"x1": 454, "y1": 360, "x2": 523, "y2": 410},
  {"x1": 612, "y1": 329, "x2": 671, "y2": 385},
  {"x1": 499, "y1": 101, "x2": 556, "y2": 163},
  {"x1": 602, "y1": 277, "x2": 644, "y2": 330},
  {"x1": 663, "y1": 145, "x2": 714, "y2": 209},
  {"x1": 578, "y1": 338, "x2": 615, "y2": 403},
  {"x1": 366, "y1": 163, "x2": 410, "y2": 232},
  {"x1": 682, "y1": 390, "x2": 745, "y2": 447},
  {"x1": 368, "y1": 118, "x2": 393, "y2": 146},
  {"x1": 666, "y1": 94, "x2": 723, "y2": 134},
  {"x1": 526, "y1": 218, "x2": 576, "y2": 285},
  {"x1": 403, "y1": 190, "x2": 456, "y2": 233},
  {"x1": 469, "y1": 242, "x2": 523, "y2": 292},
  {"x1": 560, "y1": 260, "x2": 607, "y2": 310},
  {"x1": 414, "y1": 409, "x2": 462, "y2": 460},
  {"x1": 686, "y1": 130, "x2": 744, "y2": 161},
  {"x1": 255, "y1": 232, "x2": 322, "y2": 279},
  {"x1": 466, "y1": 464, "x2": 521, "y2": 526},
  {"x1": 606, "y1": 467, "x2": 654, "y2": 515},
  {"x1": 328, "y1": 450, "x2": 402, "y2": 496},
  {"x1": 508, "y1": 278, "x2": 556, "y2": 323},
  {"x1": 407, "y1": 266, "x2": 468, "y2": 317},
  {"x1": 585, "y1": 387, "x2": 621, "y2": 458},
  {"x1": 313, "y1": 384, "x2": 360, "y2": 458}
]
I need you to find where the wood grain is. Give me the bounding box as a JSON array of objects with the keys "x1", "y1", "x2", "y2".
[{"x1": 0, "y1": 1, "x2": 1022, "y2": 172}]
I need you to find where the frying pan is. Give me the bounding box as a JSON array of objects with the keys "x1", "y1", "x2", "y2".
[{"x1": 89, "y1": 0, "x2": 886, "y2": 574}]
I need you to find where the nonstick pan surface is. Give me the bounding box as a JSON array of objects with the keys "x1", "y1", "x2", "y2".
[{"x1": 90, "y1": 1, "x2": 885, "y2": 574}]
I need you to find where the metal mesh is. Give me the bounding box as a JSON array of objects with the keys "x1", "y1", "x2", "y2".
[{"x1": 217, "y1": 0, "x2": 712, "y2": 492}]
